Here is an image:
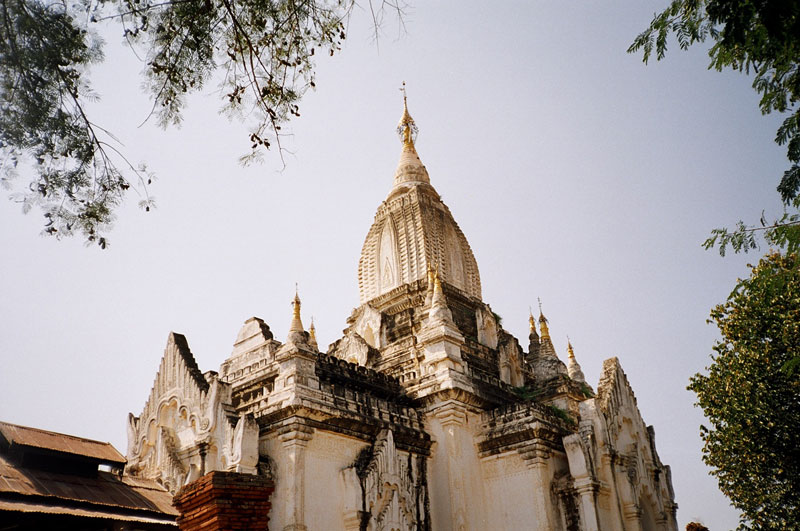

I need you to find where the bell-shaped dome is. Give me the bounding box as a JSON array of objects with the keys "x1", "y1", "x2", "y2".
[{"x1": 357, "y1": 100, "x2": 481, "y2": 304}]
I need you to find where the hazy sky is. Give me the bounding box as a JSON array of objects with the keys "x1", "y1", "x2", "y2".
[{"x1": 0, "y1": 1, "x2": 788, "y2": 528}]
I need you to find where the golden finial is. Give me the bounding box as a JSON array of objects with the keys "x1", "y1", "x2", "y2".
[
  {"x1": 539, "y1": 319, "x2": 550, "y2": 340},
  {"x1": 529, "y1": 307, "x2": 537, "y2": 332},
  {"x1": 397, "y1": 81, "x2": 418, "y2": 147},
  {"x1": 433, "y1": 268, "x2": 443, "y2": 293},
  {"x1": 567, "y1": 337, "x2": 575, "y2": 359},
  {"x1": 538, "y1": 298, "x2": 550, "y2": 340},
  {"x1": 429, "y1": 268, "x2": 447, "y2": 309},
  {"x1": 290, "y1": 287, "x2": 304, "y2": 333}
]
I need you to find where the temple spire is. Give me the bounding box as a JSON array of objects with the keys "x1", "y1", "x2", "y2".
[
  {"x1": 528, "y1": 307, "x2": 541, "y2": 358},
  {"x1": 392, "y1": 83, "x2": 429, "y2": 190},
  {"x1": 397, "y1": 81, "x2": 418, "y2": 147},
  {"x1": 427, "y1": 269, "x2": 454, "y2": 325},
  {"x1": 537, "y1": 298, "x2": 557, "y2": 358},
  {"x1": 431, "y1": 269, "x2": 446, "y2": 307},
  {"x1": 566, "y1": 338, "x2": 586, "y2": 383},
  {"x1": 538, "y1": 303, "x2": 550, "y2": 341},
  {"x1": 289, "y1": 288, "x2": 304, "y2": 334},
  {"x1": 308, "y1": 317, "x2": 318, "y2": 351}
]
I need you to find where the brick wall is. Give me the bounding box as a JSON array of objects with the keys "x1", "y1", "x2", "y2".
[{"x1": 173, "y1": 471, "x2": 274, "y2": 531}]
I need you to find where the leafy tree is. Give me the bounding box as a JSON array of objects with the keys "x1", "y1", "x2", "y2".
[
  {"x1": 633, "y1": 8, "x2": 800, "y2": 522},
  {"x1": 1, "y1": 0, "x2": 398, "y2": 246},
  {"x1": 628, "y1": 0, "x2": 800, "y2": 254},
  {"x1": 703, "y1": 196, "x2": 800, "y2": 256},
  {"x1": 688, "y1": 251, "x2": 800, "y2": 529}
]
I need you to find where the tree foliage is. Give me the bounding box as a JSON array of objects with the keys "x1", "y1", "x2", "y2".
[
  {"x1": 1, "y1": 0, "x2": 397, "y2": 246},
  {"x1": 1, "y1": 0, "x2": 122, "y2": 247},
  {"x1": 629, "y1": 0, "x2": 800, "y2": 254},
  {"x1": 689, "y1": 251, "x2": 800, "y2": 529},
  {"x1": 702, "y1": 196, "x2": 800, "y2": 256}
]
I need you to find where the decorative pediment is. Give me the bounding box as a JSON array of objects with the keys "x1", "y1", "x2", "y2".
[
  {"x1": 231, "y1": 317, "x2": 274, "y2": 357},
  {"x1": 364, "y1": 430, "x2": 415, "y2": 530},
  {"x1": 576, "y1": 357, "x2": 678, "y2": 527},
  {"x1": 342, "y1": 429, "x2": 428, "y2": 531},
  {"x1": 352, "y1": 304, "x2": 383, "y2": 350},
  {"x1": 126, "y1": 333, "x2": 259, "y2": 493},
  {"x1": 328, "y1": 330, "x2": 379, "y2": 367}
]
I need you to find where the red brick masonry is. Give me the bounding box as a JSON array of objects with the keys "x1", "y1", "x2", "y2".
[{"x1": 173, "y1": 471, "x2": 274, "y2": 531}]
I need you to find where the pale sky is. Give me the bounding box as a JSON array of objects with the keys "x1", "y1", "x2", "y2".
[{"x1": 0, "y1": 2, "x2": 788, "y2": 528}]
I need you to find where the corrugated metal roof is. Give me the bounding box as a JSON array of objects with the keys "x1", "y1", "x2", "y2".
[
  {"x1": 0, "y1": 453, "x2": 177, "y2": 517},
  {"x1": 0, "y1": 421, "x2": 125, "y2": 464},
  {"x1": 0, "y1": 499, "x2": 177, "y2": 525}
]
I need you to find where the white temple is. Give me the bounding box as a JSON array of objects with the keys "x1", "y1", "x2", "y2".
[{"x1": 125, "y1": 97, "x2": 678, "y2": 531}]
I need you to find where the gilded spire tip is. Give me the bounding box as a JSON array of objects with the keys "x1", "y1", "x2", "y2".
[
  {"x1": 397, "y1": 81, "x2": 418, "y2": 147},
  {"x1": 289, "y1": 287, "x2": 304, "y2": 333},
  {"x1": 537, "y1": 298, "x2": 550, "y2": 340}
]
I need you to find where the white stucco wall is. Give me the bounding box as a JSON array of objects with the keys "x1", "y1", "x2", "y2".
[
  {"x1": 426, "y1": 407, "x2": 488, "y2": 531},
  {"x1": 263, "y1": 430, "x2": 367, "y2": 531},
  {"x1": 305, "y1": 432, "x2": 367, "y2": 531},
  {"x1": 480, "y1": 452, "x2": 542, "y2": 530}
]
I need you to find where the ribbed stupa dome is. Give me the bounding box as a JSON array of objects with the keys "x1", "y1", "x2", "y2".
[{"x1": 357, "y1": 95, "x2": 482, "y2": 304}]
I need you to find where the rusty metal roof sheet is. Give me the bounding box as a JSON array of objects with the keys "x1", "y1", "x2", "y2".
[
  {"x1": 0, "y1": 499, "x2": 176, "y2": 525},
  {"x1": 0, "y1": 453, "x2": 178, "y2": 520},
  {"x1": 0, "y1": 421, "x2": 125, "y2": 464}
]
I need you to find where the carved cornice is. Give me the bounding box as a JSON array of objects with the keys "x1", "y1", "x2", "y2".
[
  {"x1": 478, "y1": 402, "x2": 574, "y2": 458},
  {"x1": 315, "y1": 353, "x2": 410, "y2": 403},
  {"x1": 518, "y1": 440, "x2": 554, "y2": 467},
  {"x1": 277, "y1": 420, "x2": 315, "y2": 447},
  {"x1": 261, "y1": 410, "x2": 432, "y2": 455},
  {"x1": 429, "y1": 400, "x2": 470, "y2": 427}
]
